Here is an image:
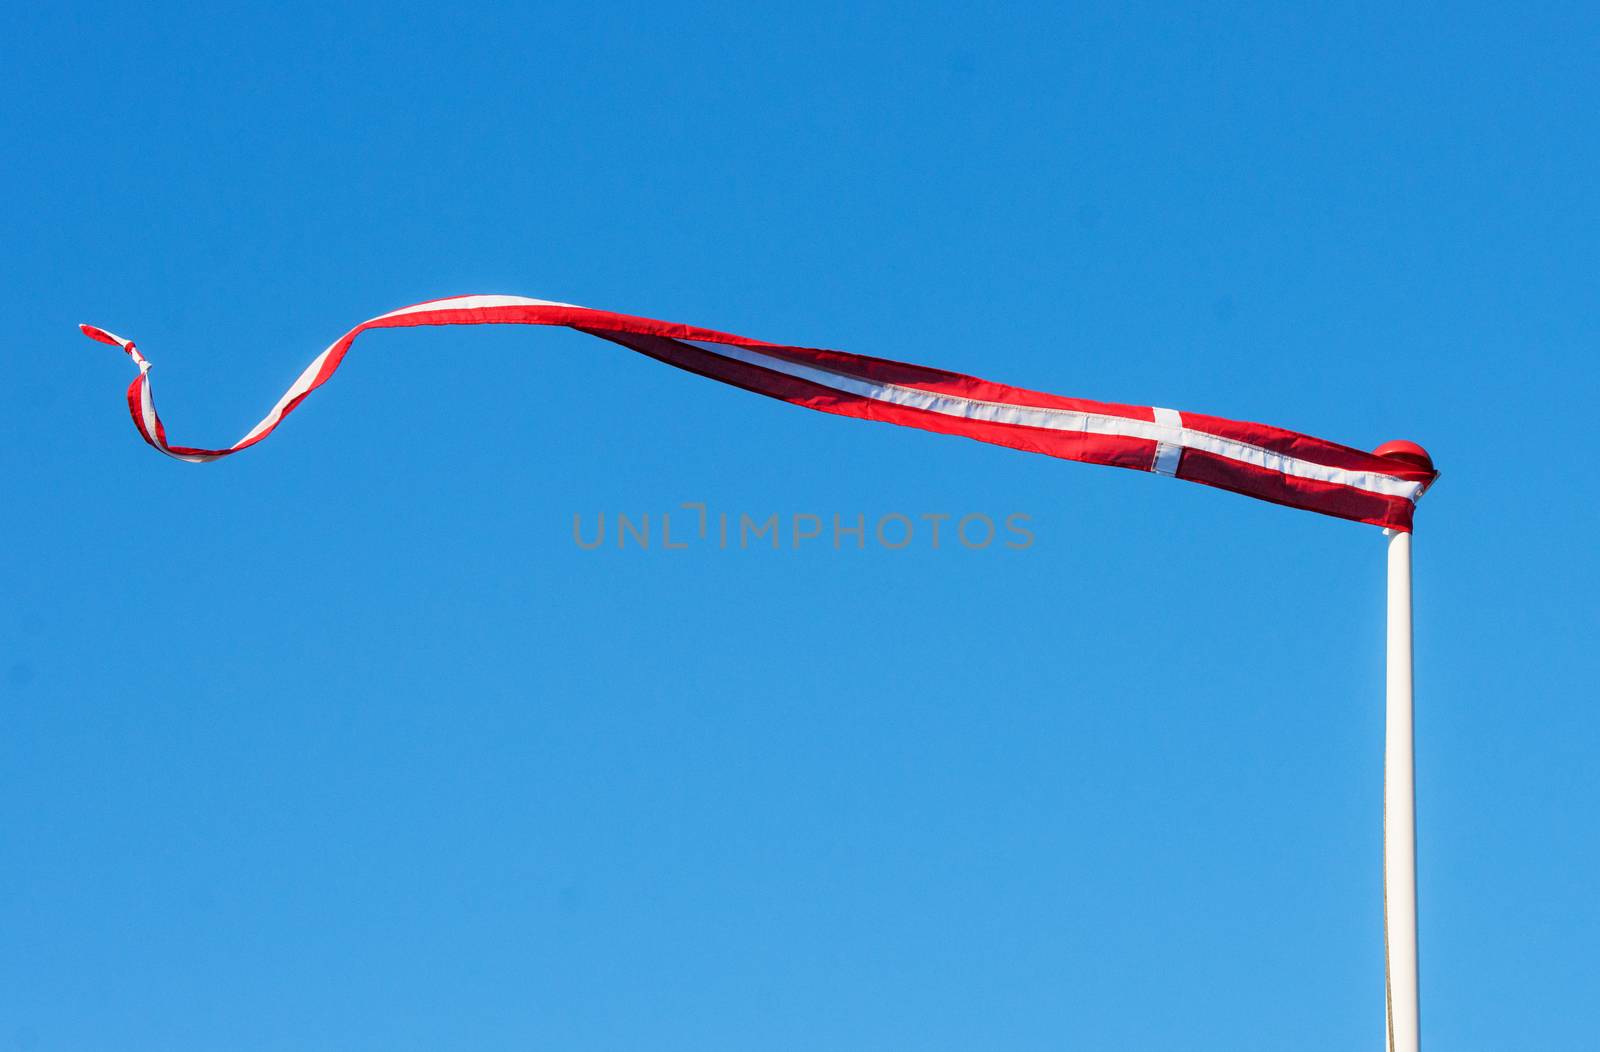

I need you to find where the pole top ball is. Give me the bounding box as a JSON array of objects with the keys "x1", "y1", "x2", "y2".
[{"x1": 1374, "y1": 440, "x2": 1434, "y2": 472}]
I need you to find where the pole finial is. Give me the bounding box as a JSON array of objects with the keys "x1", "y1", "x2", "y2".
[{"x1": 1374, "y1": 440, "x2": 1434, "y2": 472}]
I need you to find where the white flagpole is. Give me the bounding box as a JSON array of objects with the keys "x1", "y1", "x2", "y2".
[{"x1": 1383, "y1": 525, "x2": 1419, "y2": 1051}]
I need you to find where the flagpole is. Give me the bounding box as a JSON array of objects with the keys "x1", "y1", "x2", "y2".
[
  {"x1": 1383, "y1": 525, "x2": 1418, "y2": 1051},
  {"x1": 1375, "y1": 440, "x2": 1430, "y2": 1052}
]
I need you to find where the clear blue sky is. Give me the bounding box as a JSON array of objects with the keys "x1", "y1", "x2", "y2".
[{"x1": 4, "y1": 3, "x2": 1596, "y2": 1048}]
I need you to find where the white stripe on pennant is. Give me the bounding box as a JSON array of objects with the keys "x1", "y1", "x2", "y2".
[
  {"x1": 373, "y1": 294, "x2": 581, "y2": 322},
  {"x1": 681, "y1": 339, "x2": 1421, "y2": 503}
]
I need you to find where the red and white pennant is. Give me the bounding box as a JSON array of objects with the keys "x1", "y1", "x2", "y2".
[{"x1": 82, "y1": 294, "x2": 1438, "y2": 530}]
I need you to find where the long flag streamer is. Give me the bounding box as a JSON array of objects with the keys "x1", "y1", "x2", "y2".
[{"x1": 82, "y1": 294, "x2": 1438, "y2": 530}]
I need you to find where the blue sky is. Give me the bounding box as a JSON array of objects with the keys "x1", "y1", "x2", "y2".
[{"x1": 4, "y1": 3, "x2": 1597, "y2": 1048}]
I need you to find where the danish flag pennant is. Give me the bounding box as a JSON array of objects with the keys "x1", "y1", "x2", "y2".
[{"x1": 82, "y1": 294, "x2": 1438, "y2": 530}]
